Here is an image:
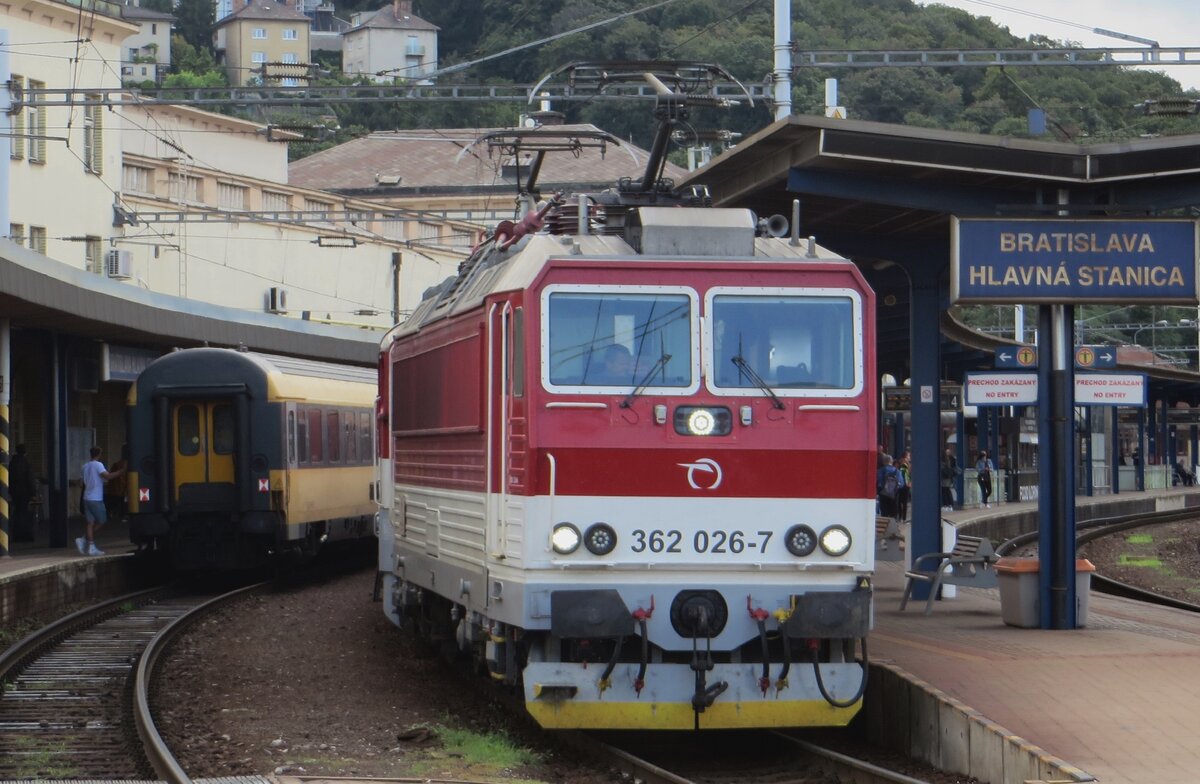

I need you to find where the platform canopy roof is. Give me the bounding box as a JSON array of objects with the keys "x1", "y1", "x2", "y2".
[
  {"x1": 682, "y1": 115, "x2": 1200, "y2": 391},
  {"x1": 682, "y1": 114, "x2": 1200, "y2": 258}
]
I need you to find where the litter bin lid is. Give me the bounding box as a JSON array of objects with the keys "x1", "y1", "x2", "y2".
[{"x1": 996, "y1": 557, "x2": 1095, "y2": 574}]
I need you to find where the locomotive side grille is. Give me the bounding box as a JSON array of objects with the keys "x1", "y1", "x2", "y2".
[{"x1": 545, "y1": 203, "x2": 630, "y2": 236}]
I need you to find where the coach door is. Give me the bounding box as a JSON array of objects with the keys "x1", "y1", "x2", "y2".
[{"x1": 172, "y1": 400, "x2": 236, "y2": 504}]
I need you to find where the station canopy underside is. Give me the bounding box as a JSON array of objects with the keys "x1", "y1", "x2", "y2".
[{"x1": 0, "y1": 240, "x2": 378, "y2": 365}]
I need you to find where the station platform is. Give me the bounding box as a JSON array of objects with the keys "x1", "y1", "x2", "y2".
[
  {"x1": 0, "y1": 516, "x2": 137, "y2": 581},
  {"x1": 871, "y1": 485, "x2": 1200, "y2": 784}
]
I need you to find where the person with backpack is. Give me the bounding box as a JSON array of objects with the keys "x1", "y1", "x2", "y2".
[
  {"x1": 897, "y1": 450, "x2": 912, "y2": 522},
  {"x1": 940, "y1": 448, "x2": 958, "y2": 512},
  {"x1": 976, "y1": 450, "x2": 995, "y2": 508},
  {"x1": 877, "y1": 453, "x2": 904, "y2": 520}
]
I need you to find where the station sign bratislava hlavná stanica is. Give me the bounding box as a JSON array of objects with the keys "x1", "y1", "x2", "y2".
[{"x1": 951, "y1": 217, "x2": 1200, "y2": 305}]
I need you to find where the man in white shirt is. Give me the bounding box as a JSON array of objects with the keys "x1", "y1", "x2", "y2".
[{"x1": 78, "y1": 447, "x2": 124, "y2": 556}]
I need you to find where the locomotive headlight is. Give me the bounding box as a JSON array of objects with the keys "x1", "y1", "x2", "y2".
[
  {"x1": 673, "y1": 406, "x2": 732, "y2": 436},
  {"x1": 688, "y1": 409, "x2": 715, "y2": 435},
  {"x1": 784, "y1": 524, "x2": 818, "y2": 557},
  {"x1": 551, "y1": 523, "x2": 581, "y2": 554},
  {"x1": 819, "y1": 525, "x2": 852, "y2": 557},
  {"x1": 584, "y1": 523, "x2": 617, "y2": 555}
]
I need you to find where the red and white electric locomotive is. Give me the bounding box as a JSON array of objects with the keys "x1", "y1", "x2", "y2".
[{"x1": 377, "y1": 64, "x2": 876, "y2": 730}]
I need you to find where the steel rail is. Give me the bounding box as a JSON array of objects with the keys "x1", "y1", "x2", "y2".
[
  {"x1": 998, "y1": 505, "x2": 1200, "y2": 611},
  {"x1": 134, "y1": 581, "x2": 270, "y2": 784},
  {"x1": 0, "y1": 586, "x2": 167, "y2": 685}
]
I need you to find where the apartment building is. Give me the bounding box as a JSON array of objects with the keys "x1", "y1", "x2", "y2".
[
  {"x1": 120, "y1": 4, "x2": 174, "y2": 84},
  {"x1": 342, "y1": 0, "x2": 438, "y2": 83},
  {"x1": 213, "y1": 0, "x2": 312, "y2": 86}
]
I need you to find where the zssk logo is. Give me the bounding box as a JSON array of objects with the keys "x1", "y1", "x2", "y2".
[{"x1": 678, "y1": 458, "x2": 723, "y2": 490}]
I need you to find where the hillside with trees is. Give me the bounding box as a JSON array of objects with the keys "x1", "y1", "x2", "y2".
[{"x1": 160, "y1": 0, "x2": 1199, "y2": 154}]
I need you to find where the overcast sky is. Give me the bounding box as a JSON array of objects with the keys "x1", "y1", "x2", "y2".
[{"x1": 916, "y1": 0, "x2": 1200, "y2": 91}]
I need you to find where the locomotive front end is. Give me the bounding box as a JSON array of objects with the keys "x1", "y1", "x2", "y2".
[{"x1": 501, "y1": 238, "x2": 876, "y2": 730}]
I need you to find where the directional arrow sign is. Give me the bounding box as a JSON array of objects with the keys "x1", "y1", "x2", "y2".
[
  {"x1": 1076, "y1": 345, "x2": 1117, "y2": 369},
  {"x1": 995, "y1": 346, "x2": 1037, "y2": 368}
]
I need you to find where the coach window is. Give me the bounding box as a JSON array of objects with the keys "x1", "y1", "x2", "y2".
[
  {"x1": 296, "y1": 410, "x2": 309, "y2": 464},
  {"x1": 178, "y1": 405, "x2": 200, "y2": 456},
  {"x1": 543, "y1": 288, "x2": 696, "y2": 391},
  {"x1": 212, "y1": 404, "x2": 235, "y2": 454},
  {"x1": 327, "y1": 411, "x2": 341, "y2": 462},
  {"x1": 511, "y1": 308, "x2": 525, "y2": 397},
  {"x1": 359, "y1": 411, "x2": 372, "y2": 462},
  {"x1": 307, "y1": 408, "x2": 323, "y2": 463},
  {"x1": 287, "y1": 410, "x2": 297, "y2": 464},
  {"x1": 344, "y1": 414, "x2": 358, "y2": 463},
  {"x1": 707, "y1": 289, "x2": 861, "y2": 396}
]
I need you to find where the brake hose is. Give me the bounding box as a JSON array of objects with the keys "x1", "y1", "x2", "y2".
[{"x1": 810, "y1": 637, "x2": 869, "y2": 708}]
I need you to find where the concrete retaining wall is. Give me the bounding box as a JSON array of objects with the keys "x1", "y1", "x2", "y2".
[
  {"x1": 864, "y1": 661, "x2": 1096, "y2": 784},
  {"x1": 0, "y1": 556, "x2": 149, "y2": 625}
]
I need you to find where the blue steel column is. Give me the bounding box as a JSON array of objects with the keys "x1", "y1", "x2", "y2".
[
  {"x1": 1037, "y1": 305, "x2": 1077, "y2": 629},
  {"x1": 908, "y1": 268, "x2": 942, "y2": 601},
  {"x1": 954, "y1": 409, "x2": 965, "y2": 507},
  {"x1": 1161, "y1": 397, "x2": 1170, "y2": 480},
  {"x1": 1083, "y1": 407, "x2": 1093, "y2": 497},
  {"x1": 1137, "y1": 408, "x2": 1146, "y2": 490},
  {"x1": 1148, "y1": 401, "x2": 1158, "y2": 465},
  {"x1": 1112, "y1": 407, "x2": 1121, "y2": 494},
  {"x1": 1191, "y1": 425, "x2": 1198, "y2": 478},
  {"x1": 48, "y1": 335, "x2": 69, "y2": 548}
]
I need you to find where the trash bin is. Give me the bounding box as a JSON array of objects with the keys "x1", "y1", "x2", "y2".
[{"x1": 995, "y1": 557, "x2": 1096, "y2": 628}]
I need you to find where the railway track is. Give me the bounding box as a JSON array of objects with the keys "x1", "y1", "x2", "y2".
[
  {"x1": 1000, "y1": 505, "x2": 1200, "y2": 610},
  {"x1": 0, "y1": 582, "x2": 264, "y2": 781},
  {"x1": 560, "y1": 728, "x2": 934, "y2": 784}
]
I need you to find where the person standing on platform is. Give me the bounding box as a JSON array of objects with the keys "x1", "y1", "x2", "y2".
[
  {"x1": 897, "y1": 451, "x2": 912, "y2": 522},
  {"x1": 877, "y1": 454, "x2": 904, "y2": 521},
  {"x1": 78, "y1": 446, "x2": 124, "y2": 556},
  {"x1": 104, "y1": 444, "x2": 130, "y2": 523},
  {"x1": 940, "y1": 448, "x2": 958, "y2": 512},
  {"x1": 976, "y1": 450, "x2": 995, "y2": 508}
]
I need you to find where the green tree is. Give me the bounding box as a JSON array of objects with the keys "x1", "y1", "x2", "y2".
[{"x1": 174, "y1": 0, "x2": 216, "y2": 54}]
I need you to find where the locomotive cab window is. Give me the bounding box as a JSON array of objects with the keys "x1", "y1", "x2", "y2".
[
  {"x1": 706, "y1": 288, "x2": 863, "y2": 398},
  {"x1": 541, "y1": 286, "x2": 698, "y2": 393}
]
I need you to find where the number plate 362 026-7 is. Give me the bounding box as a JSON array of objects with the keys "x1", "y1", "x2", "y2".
[{"x1": 628, "y1": 528, "x2": 773, "y2": 556}]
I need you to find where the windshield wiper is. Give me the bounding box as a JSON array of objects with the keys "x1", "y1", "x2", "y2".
[
  {"x1": 620, "y1": 353, "x2": 671, "y2": 409},
  {"x1": 731, "y1": 355, "x2": 785, "y2": 410}
]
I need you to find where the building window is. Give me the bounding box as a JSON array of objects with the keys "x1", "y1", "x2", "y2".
[
  {"x1": 85, "y1": 236, "x2": 103, "y2": 274},
  {"x1": 123, "y1": 164, "x2": 153, "y2": 194},
  {"x1": 9, "y1": 223, "x2": 25, "y2": 245},
  {"x1": 281, "y1": 52, "x2": 299, "y2": 63},
  {"x1": 281, "y1": 78, "x2": 299, "y2": 87},
  {"x1": 151, "y1": 23, "x2": 157, "y2": 34},
  {"x1": 283, "y1": 28, "x2": 297, "y2": 40},
  {"x1": 252, "y1": 27, "x2": 267, "y2": 39},
  {"x1": 168, "y1": 173, "x2": 203, "y2": 203},
  {"x1": 83, "y1": 98, "x2": 103, "y2": 174},
  {"x1": 218, "y1": 181, "x2": 248, "y2": 210},
  {"x1": 27, "y1": 79, "x2": 46, "y2": 163},
  {"x1": 262, "y1": 190, "x2": 292, "y2": 212},
  {"x1": 251, "y1": 51, "x2": 267, "y2": 63},
  {"x1": 10, "y1": 76, "x2": 24, "y2": 160},
  {"x1": 29, "y1": 226, "x2": 46, "y2": 255}
]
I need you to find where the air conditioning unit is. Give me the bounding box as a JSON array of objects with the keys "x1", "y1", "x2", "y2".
[
  {"x1": 105, "y1": 249, "x2": 132, "y2": 279},
  {"x1": 266, "y1": 286, "x2": 288, "y2": 314}
]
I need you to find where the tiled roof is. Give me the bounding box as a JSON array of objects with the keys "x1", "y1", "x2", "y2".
[
  {"x1": 349, "y1": 3, "x2": 438, "y2": 32},
  {"x1": 288, "y1": 125, "x2": 686, "y2": 194},
  {"x1": 215, "y1": 1, "x2": 310, "y2": 26},
  {"x1": 121, "y1": 5, "x2": 175, "y2": 21}
]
